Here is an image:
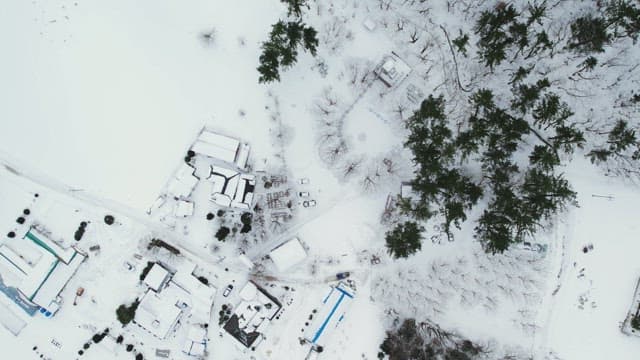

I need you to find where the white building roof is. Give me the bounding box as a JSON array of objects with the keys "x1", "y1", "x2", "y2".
[
  {"x1": 199, "y1": 131, "x2": 240, "y2": 153},
  {"x1": 0, "y1": 229, "x2": 84, "y2": 309},
  {"x1": 144, "y1": 263, "x2": 170, "y2": 292},
  {"x1": 135, "y1": 288, "x2": 184, "y2": 339},
  {"x1": 236, "y1": 143, "x2": 250, "y2": 169},
  {"x1": 208, "y1": 168, "x2": 255, "y2": 209},
  {"x1": 224, "y1": 281, "x2": 281, "y2": 348},
  {"x1": 172, "y1": 272, "x2": 215, "y2": 321},
  {"x1": 363, "y1": 18, "x2": 376, "y2": 31},
  {"x1": 376, "y1": 53, "x2": 411, "y2": 87},
  {"x1": 183, "y1": 341, "x2": 206, "y2": 356},
  {"x1": 168, "y1": 164, "x2": 199, "y2": 199},
  {"x1": 234, "y1": 283, "x2": 280, "y2": 330},
  {"x1": 32, "y1": 251, "x2": 84, "y2": 309},
  {"x1": 192, "y1": 129, "x2": 242, "y2": 165},
  {"x1": 269, "y1": 237, "x2": 307, "y2": 272}
]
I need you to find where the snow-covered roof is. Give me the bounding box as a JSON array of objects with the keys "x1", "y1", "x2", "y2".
[
  {"x1": 223, "y1": 281, "x2": 281, "y2": 348},
  {"x1": 191, "y1": 130, "x2": 240, "y2": 164},
  {"x1": 0, "y1": 228, "x2": 85, "y2": 313},
  {"x1": 31, "y1": 250, "x2": 84, "y2": 310},
  {"x1": 182, "y1": 341, "x2": 206, "y2": 357},
  {"x1": 375, "y1": 53, "x2": 411, "y2": 87},
  {"x1": 190, "y1": 129, "x2": 251, "y2": 169},
  {"x1": 172, "y1": 271, "x2": 216, "y2": 321},
  {"x1": 363, "y1": 18, "x2": 376, "y2": 31},
  {"x1": 143, "y1": 263, "x2": 170, "y2": 292},
  {"x1": 269, "y1": 237, "x2": 307, "y2": 272},
  {"x1": 182, "y1": 325, "x2": 208, "y2": 355},
  {"x1": 167, "y1": 164, "x2": 199, "y2": 199},
  {"x1": 27, "y1": 227, "x2": 76, "y2": 264},
  {"x1": 208, "y1": 166, "x2": 255, "y2": 209},
  {"x1": 236, "y1": 143, "x2": 250, "y2": 169},
  {"x1": 135, "y1": 288, "x2": 184, "y2": 339}
]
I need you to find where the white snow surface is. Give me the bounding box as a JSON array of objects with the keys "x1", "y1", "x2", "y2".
[{"x1": 1, "y1": 1, "x2": 640, "y2": 360}]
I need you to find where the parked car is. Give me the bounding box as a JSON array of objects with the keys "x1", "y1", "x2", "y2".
[
  {"x1": 336, "y1": 272, "x2": 350, "y2": 280},
  {"x1": 298, "y1": 191, "x2": 310, "y2": 197},
  {"x1": 222, "y1": 284, "x2": 234, "y2": 297},
  {"x1": 298, "y1": 178, "x2": 310, "y2": 185},
  {"x1": 302, "y1": 200, "x2": 317, "y2": 208}
]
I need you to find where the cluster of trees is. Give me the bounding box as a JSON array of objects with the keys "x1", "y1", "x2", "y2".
[
  {"x1": 632, "y1": 314, "x2": 640, "y2": 330},
  {"x1": 568, "y1": 0, "x2": 640, "y2": 53},
  {"x1": 473, "y1": 1, "x2": 640, "y2": 68},
  {"x1": 116, "y1": 298, "x2": 140, "y2": 326},
  {"x1": 385, "y1": 221, "x2": 424, "y2": 259},
  {"x1": 400, "y1": 86, "x2": 579, "y2": 253},
  {"x1": 587, "y1": 119, "x2": 640, "y2": 165},
  {"x1": 257, "y1": 0, "x2": 318, "y2": 83},
  {"x1": 474, "y1": 2, "x2": 552, "y2": 69},
  {"x1": 389, "y1": 1, "x2": 640, "y2": 256},
  {"x1": 379, "y1": 318, "x2": 483, "y2": 360}
]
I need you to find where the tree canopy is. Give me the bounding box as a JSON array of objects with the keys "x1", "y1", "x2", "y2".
[{"x1": 385, "y1": 221, "x2": 424, "y2": 259}]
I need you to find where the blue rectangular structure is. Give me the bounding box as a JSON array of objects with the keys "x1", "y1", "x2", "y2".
[{"x1": 304, "y1": 282, "x2": 354, "y2": 349}]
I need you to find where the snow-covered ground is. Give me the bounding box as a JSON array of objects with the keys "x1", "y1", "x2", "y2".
[{"x1": 2, "y1": 1, "x2": 640, "y2": 360}]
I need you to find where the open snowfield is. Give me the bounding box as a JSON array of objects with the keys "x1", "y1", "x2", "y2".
[
  {"x1": 0, "y1": 0, "x2": 281, "y2": 210},
  {"x1": 2, "y1": 0, "x2": 640, "y2": 359}
]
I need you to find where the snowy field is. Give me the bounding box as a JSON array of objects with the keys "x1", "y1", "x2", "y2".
[{"x1": 1, "y1": 1, "x2": 640, "y2": 360}]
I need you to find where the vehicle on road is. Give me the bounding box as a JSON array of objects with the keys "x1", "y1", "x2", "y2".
[
  {"x1": 298, "y1": 191, "x2": 310, "y2": 197},
  {"x1": 298, "y1": 178, "x2": 310, "y2": 185},
  {"x1": 222, "y1": 284, "x2": 234, "y2": 297},
  {"x1": 302, "y1": 200, "x2": 317, "y2": 208},
  {"x1": 336, "y1": 272, "x2": 350, "y2": 280}
]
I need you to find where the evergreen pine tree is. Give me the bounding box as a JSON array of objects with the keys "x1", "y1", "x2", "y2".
[
  {"x1": 281, "y1": 0, "x2": 309, "y2": 18},
  {"x1": 568, "y1": 15, "x2": 611, "y2": 53},
  {"x1": 257, "y1": 21, "x2": 319, "y2": 83},
  {"x1": 385, "y1": 221, "x2": 424, "y2": 259}
]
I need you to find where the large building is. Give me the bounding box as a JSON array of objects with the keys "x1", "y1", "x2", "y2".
[
  {"x1": 223, "y1": 281, "x2": 282, "y2": 349},
  {"x1": 0, "y1": 227, "x2": 85, "y2": 316},
  {"x1": 269, "y1": 237, "x2": 307, "y2": 272},
  {"x1": 135, "y1": 261, "x2": 216, "y2": 340},
  {"x1": 191, "y1": 128, "x2": 251, "y2": 170},
  {"x1": 163, "y1": 128, "x2": 256, "y2": 210}
]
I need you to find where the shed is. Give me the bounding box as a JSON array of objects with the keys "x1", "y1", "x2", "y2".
[{"x1": 143, "y1": 263, "x2": 171, "y2": 292}]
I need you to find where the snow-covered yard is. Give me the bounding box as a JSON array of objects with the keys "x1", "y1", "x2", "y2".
[{"x1": 2, "y1": 0, "x2": 640, "y2": 359}]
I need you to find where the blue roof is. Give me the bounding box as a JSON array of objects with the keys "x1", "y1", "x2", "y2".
[{"x1": 308, "y1": 283, "x2": 354, "y2": 346}]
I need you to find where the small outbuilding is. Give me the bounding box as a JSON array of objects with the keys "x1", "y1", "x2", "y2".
[
  {"x1": 375, "y1": 52, "x2": 411, "y2": 88},
  {"x1": 143, "y1": 263, "x2": 171, "y2": 293}
]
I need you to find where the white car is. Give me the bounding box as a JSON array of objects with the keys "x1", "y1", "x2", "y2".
[
  {"x1": 298, "y1": 191, "x2": 310, "y2": 197},
  {"x1": 302, "y1": 200, "x2": 317, "y2": 208},
  {"x1": 298, "y1": 178, "x2": 310, "y2": 185},
  {"x1": 222, "y1": 284, "x2": 234, "y2": 297}
]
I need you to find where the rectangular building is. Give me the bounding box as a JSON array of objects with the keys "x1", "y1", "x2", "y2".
[{"x1": 0, "y1": 228, "x2": 85, "y2": 316}]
